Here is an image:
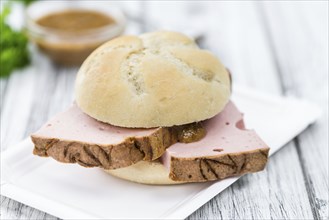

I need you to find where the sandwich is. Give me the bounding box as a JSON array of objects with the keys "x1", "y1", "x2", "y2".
[{"x1": 31, "y1": 31, "x2": 269, "y2": 184}]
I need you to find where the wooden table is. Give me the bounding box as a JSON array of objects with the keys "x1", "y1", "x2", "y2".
[{"x1": 1, "y1": 1, "x2": 328, "y2": 219}]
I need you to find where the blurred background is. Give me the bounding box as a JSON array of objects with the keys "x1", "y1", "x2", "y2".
[{"x1": 1, "y1": 1, "x2": 328, "y2": 219}]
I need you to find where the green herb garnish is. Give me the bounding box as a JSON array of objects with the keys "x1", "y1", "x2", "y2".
[{"x1": 0, "y1": 5, "x2": 30, "y2": 78}]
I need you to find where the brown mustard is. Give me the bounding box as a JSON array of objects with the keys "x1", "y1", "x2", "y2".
[
  {"x1": 37, "y1": 10, "x2": 115, "y2": 31},
  {"x1": 35, "y1": 10, "x2": 116, "y2": 66},
  {"x1": 175, "y1": 122, "x2": 206, "y2": 143}
]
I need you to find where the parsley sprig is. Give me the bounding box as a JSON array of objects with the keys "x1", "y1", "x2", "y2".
[{"x1": 0, "y1": 3, "x2": 31, "y2": 78}]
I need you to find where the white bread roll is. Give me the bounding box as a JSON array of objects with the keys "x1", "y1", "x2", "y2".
[
  {"x1": 105, "y1": 160, "x2": 185, "y2": 185},
  {"x1": 75, "y1": 31, "x2": 231, "y2": 128}
]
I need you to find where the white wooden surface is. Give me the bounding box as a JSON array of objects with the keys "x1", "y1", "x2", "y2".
[{"x1": 1, "y1": 1, "x2": 328, "y2": 219}]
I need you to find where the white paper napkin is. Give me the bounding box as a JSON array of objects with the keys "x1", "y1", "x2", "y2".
[{"x1": 1, "y1": 85, "x2": 321, "y2": 220}]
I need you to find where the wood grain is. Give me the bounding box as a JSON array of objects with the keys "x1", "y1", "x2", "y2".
[
  {"x1": 1, "y1": 1, "x2": 327, "y2": 220},
  {"x1": 261, "y1": 2, "x2": 329, "y2": 219},
  {"x1": 1, "y1": 50, "x2": 64, "y2": 219}
]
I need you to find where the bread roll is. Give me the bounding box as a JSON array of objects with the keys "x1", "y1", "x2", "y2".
[
  {"x1": 105, "y1": 160, "x2": 185, "y2": 185},
  {"x1": 75, "y1": 31, "x2": 231, "y2": 128}
]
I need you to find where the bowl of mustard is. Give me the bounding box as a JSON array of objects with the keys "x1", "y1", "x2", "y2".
[{"x1": 25, "y1": 1, "x2": 126, "y2": 66}]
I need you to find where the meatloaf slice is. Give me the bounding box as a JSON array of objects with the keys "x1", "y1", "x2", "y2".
[
  {"x1": 161, "y1": 102, "x2": 270, "y2": 182},
  {"x1": 31, "y1": 104, "x2": 178, "y2": 169}
]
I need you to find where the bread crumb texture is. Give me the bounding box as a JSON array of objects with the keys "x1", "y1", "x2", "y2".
[{"x1": 75, "y1": 31, "x2": 231, "y2": 127}]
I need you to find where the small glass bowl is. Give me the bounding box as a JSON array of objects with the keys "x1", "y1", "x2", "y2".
[{"x1": 25, "y1": 1, "x2": 126, "y2": 66}]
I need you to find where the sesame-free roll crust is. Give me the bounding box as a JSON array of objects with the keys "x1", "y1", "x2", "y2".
[{"x1": 75, "y1": 31, "x2": 231, "y2": 128}]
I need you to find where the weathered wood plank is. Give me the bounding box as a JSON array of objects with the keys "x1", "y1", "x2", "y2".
[
  {"x1": 1, "y1": 196, "x2": 58, "y2": 220},
  {"x1": 140, "y1": 2, "x2": 316, "y2": 219},
  {"x1": 0, "y1": 50, "x2": 66, "y2": 220},
  {"x1": 0, "y1": 66, "x2": 40, "y2": 150},
  {"x1": 261, "y1": 1, "x2": 329, "y2": 219}
]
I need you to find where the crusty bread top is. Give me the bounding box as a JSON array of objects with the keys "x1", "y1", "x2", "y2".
[{"x1": 75, "y1": 31, "x2": 231, "y2": 128}]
